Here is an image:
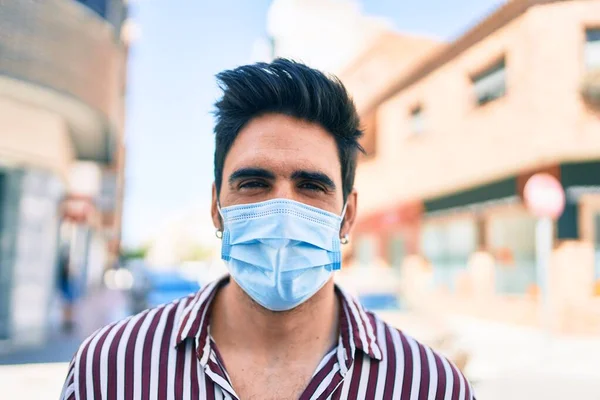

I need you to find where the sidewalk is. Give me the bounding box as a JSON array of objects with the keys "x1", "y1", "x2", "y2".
[
  {"x1": 450, "y1": 316, "x2": 600, "y2": 399},
  {"x1": 378, "y1": 311, "x2": 600, "y2": 400},
  {"x1": 0, "y1": 362, "x2": 70, "y2": 399},
  {"x1": 0, "y1": 287, "x2": 130, "y2": 366}
]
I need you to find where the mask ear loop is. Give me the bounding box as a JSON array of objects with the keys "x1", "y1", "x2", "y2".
[
  {"x1": 216, "y1": 202, "x2": 224, "y2": 239},
  {"x1": 339, "y1": 203, "x2": 349, "y2": 245}
]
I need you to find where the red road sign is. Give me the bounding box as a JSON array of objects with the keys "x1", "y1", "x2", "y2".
[{"x1": 524, "y1": 173, "x2": 566, "y2": 219}]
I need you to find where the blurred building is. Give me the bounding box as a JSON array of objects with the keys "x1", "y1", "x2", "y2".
[
  {"x1": 0, "y1": 0, "x2": 128, "y2": 346},
  {"x1": 262, "y1": 0, "x2": 395, "y2": 74},
  {"x1": 340, "y1": 0, "x2": 600, "y2": 331},
  {"x1": 264, "y1": 0, "x2": 600, "y2": 331}
]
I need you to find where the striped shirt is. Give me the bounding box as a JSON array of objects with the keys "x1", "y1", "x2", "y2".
[{"x1": 60, "y1": 276, "x2": 476, "y2": 399}]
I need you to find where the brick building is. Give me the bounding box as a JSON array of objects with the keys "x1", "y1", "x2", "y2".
[{"x1": 341, "y1": 0, "x2": 600, "y2": 331}]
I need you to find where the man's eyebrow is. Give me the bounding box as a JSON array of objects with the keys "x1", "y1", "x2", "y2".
[
  {"x1": 228, "y1": 168, "x2": 276, "y2": 186},
  {"x1": 291, "y1": 170, "x2": 337, "y2": 190}
]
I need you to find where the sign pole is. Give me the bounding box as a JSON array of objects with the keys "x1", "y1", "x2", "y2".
[
  {"x1": 535, "y1": 216, "x2": 553, "y2": 334},
  {"x1": 524, "y1": 172, "x2": 566, "y2": 363}
]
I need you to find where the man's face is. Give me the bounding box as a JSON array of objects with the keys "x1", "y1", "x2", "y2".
[{"x1": 212, "y1": 113, "x2": 357, "y2": 237}]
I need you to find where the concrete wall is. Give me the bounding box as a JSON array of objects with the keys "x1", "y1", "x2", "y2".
[{"x1": 0, "y1": 97, "x2": 75, "y2": 180}]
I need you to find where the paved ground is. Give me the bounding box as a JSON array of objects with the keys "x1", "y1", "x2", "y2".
[
  {"x1": 474, "y1": 374, "x2": 600, "y2": 400},
  {"x1": 0, "y1": 288, "x2": 130, "y2": 366},
  {"x1": 443, "y1": 316, "x2": 600, "y2": 400},
  {"x1": 0, "y1": 362, "x2": 69, "y2": 399},
  {"x1": 376, "y1": 312, "x2": 600, "y2": 400}
]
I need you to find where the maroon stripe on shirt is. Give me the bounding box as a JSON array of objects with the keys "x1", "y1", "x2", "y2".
[
  {"x1": 176, "y1": 287, "x2": 212, "y2": 343},
  {"x1": 318, "y1": 370, "x2": 344, "y2": 400},
  {"x1": 77, "y1": 333, "x2": 94, "y2": 400},
  {"x1": 107, "y1": 321, "x2": 129, "y2": 399},
  {"x1": 337, "y1": 300, "x2": 354, "y2": 369},
  {"x1": 465, "y1": 375, "x2": 473, "y2": 400},
  {"x1": 433, "y1": 351, "x2": 448, "y2": 399},
  {"x1": 91, "y1": 324, "x2": 113, "y2": 399},
  {"x1": 205, "y1": 377, "x2": 216, "y2": 400},
  {"x1": 417, "y1": 343, "x2": 430, "y2": 400},
  {"x1": 190, "y1": 293, "x2": 216, "y2": 359},
  {"x1": 141, "y1": 307, "x2": 166, "y2": 400},
  {"x1": 125, "y1": 314, "x2": 147, "y2": 400},
  {"x1": 399, "y1": 332, "x2": 414, "y2": 400},
  {"x1": 177, "y1": 294, "x2": 196, "y2": 332},
  {"x1": 174, "y1": 343, "x2": 187, "y2": 398},
  {"x1": 298, "y1": 353, "x2": 337, "y2": 400},
  {"x1": 382, "y1": 324, "x2": 397, "y2": 400},
  {"x1": 450, "y1": 362, "x2": 461, "y2": 399},
  {"x1": 343, "y1": 301, "x2": 361, "y2": 361},
  {"x1": 352, "y1": 299, "x2": 377, "y2": 357},
  {"x1": 190, "y1": 343, "x2": 200, "y2": 399},
  {"x1": 347, "y1": 351, "x2": 364, "y2": 400},
  {"x1": 364, "y1": 316, "x2": 381, "y2": 400},
  {"x1": 157, "y1": 302, "x2": 178, "y2": 400},
  {"x1": 207, "y1": 358, "x2": 229, "y2": 384},
  {"x1": 350, "y1": 298, "x2": 370, "y2": 354},
  {"x1": 331, "y1": 384, "x2": 343, "y2": 400},
  {"x1": 364, "y1": 355, "x2": 380, "y2": 400}
]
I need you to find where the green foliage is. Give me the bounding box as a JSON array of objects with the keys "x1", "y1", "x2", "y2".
[{"x1": 120, "y1": 246, "x2": 148, "y2": 261}]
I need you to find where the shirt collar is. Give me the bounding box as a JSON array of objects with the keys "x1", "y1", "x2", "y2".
[{"x1": 175, "y1": 275, "x2": 382, "y2": 363}]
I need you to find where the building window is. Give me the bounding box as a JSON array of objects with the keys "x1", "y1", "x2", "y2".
[
  {"x1": 488, "y1": 212, "x2": 537, "y2": 295},
  {"x1": 420, "y1": 218, "x2": 478, "y2": 292},
  {"x1": 409, "y1": 105, "x2": 425, "y2": 134},
  {"x1": 76, "y1": 0, "x2": 108, "y2": 19},
  {"x1": 472, "y1": 59, "x2": 506, "y2": 106},
  {"x1": 585, "y1": 28, "x2": 600, "y2": 70},
  {"x1": 356, "y1": 235, "x2": 377, "y2": 267},
  {"x1": 388, "y1": 234, "x2": 406, "y2": 268}
]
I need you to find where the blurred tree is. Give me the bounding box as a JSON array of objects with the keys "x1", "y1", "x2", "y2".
[
  {"x1": 120, "y1": 246, "x2": 149, "y2": 261},
  {"x1": 184, "y1": 245, "x2": 213, "y2": 262}
]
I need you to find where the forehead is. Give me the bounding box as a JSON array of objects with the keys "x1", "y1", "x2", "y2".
[{"x1": 223, "y1": 113, "x2": 342, "y2": 179}]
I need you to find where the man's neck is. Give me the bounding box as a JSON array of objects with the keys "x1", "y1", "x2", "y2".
[{"x1": 210, "y1": 278, "x2": 339, "y2": 361}]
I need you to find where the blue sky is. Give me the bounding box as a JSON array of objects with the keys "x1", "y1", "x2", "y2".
[{"x1": 122, "y1": 0, "x2": 505, "y2": 247}]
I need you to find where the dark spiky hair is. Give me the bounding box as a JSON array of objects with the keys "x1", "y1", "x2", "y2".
[{"x1": 213, "y1": 58, "x2": 364, "y2": 201}]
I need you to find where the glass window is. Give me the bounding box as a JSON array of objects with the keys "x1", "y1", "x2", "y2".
[
  {"x1": 420, "y1": 218, "x2": 478, "y2": 291},
  {"x1": 356, "y1": 235, "x2": 377, "y2": 267},
  {"x1": 76, "y1": 0, "x2": 108, "y2": 18},
  {"x1": 585, "y1": 29, "x2": 600, "y2": 70},
  {"x1": 472, "y1": 59, "x2": 506, "y2": 106},
  {"x1": 388, "y1": 234, "x2": 405, "y2": 268},
  {"x1": 488, "y1": 212, "x2": 537, "y2": 294},
  {"x1": 409, "y1": 105, "x2": 425, "y2": 134}
]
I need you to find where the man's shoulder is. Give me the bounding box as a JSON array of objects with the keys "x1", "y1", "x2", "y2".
[
  {"x1": 72, "y1": 294, "x2": 195, "y2": 367},
  {"x1": 368, "y1": 311, "x2": 471, "y2": 392}
]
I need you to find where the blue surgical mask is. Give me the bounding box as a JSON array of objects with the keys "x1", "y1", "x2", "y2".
[{"x1": 218, "y1": 198, "x2": 346, "y2": 311}]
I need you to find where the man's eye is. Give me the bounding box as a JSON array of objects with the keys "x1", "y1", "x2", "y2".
[
  {"x1": 239, "y1": 181, "x2": 267, "y2": 189},
  {"x1": 299, "y1": 182, "x2": 326, "y2": 192}
]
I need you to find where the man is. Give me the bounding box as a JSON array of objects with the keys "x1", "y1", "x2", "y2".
[{"x1": 60, "y1": 59, "x2": 475, "y2": 399}]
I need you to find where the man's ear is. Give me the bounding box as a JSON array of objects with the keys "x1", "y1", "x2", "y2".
[
  {"x1": 211, "y1": 183, "x2": 223, "y2": 231},
  {"x1": 340, "y1": 190, "x2": 357, "y2": 238}
]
